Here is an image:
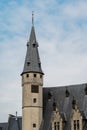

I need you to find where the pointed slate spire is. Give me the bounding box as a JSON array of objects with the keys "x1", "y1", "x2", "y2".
[{"x1": 22, "y1": 13, "x2": 43, "y2": 75}]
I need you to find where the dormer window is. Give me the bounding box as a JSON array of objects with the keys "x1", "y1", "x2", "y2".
[
  {"x1": 52, "y1": 108, "x2": 63, "y2": 130},
  {"x1": 38, "y1": 63, "x2": 41, "y2": 68},
  {"x1": 71, "y1": 104, "x2": 82, "y2": 130},
  {"x1": 65, "y1": 89, "x2": 70, "y2": 97},
  {"x1": 33, "y1": 44, "x2": 36, "y2": 47},
  {"x1": 27, "y1": 62, "x2": 30, "y2": 66}
]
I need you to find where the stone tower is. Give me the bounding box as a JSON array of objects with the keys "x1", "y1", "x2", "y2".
[{"x1": 21, "y1": 15, "x2": 44, "y2": 130}]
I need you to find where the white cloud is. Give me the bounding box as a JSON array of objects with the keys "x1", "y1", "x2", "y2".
[{"x1": 60, "y1": 1, "x2": 87, "y2": 19}]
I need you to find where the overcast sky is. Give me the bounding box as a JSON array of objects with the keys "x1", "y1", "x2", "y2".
[{"x1": 0, "y1": 0, "x2": 87, "y2": 122}]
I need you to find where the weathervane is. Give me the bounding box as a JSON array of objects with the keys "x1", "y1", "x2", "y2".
[{"x1": 32, "y1": 11, "x2": 34, "y2": 26}]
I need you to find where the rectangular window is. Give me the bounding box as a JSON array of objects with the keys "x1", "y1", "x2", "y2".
[
  {"x1": 33, "y1": 98, "x2": 37, "y2": 103},
  {"x1": 54, "y1": 122, "x2": 56, "y2": 130},
  {"x1": 31, "y1": 85, "x2": 39, "y2": 93},
  {"x1": 34, "y1": 74, "x2": 36, "y2": 77},
  {"x1": 57, "y1": 122, "x2": 60, "y2": 130},
  {"x1": 74, "y1": 120, "x2": 76, "y2": 130},
  {"x1": 73, "y1": 120, "x2": 80, "y2": 130},
  {"x1": 26, "y1": 74, "x2": 29, "y2": 77},
  {"x1": 40, "y1": 74, "x2": 42, "y2": 78},
  {"x1": 33, "y1": 123, "x2": 36, "y2": 127},
  {"x1": 54, "y1": 122, "x2": 60, "y2": 130},
  {"x1": 77, "y1": 120, "x2": 79, "y2": 130}
]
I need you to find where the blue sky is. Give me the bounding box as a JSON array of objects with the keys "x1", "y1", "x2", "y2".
[{"x1": 0, "y1": 0, "x2": 87, "y2": 122}]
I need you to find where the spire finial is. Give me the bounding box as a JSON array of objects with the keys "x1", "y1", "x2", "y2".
[{"x1": 32, "y1": 11, "x2": 34, "y2": 26}]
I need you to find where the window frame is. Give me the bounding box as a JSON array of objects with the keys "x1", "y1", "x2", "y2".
[{"x1": 31, "y1": 85, "x2": 39, "y2": 93}]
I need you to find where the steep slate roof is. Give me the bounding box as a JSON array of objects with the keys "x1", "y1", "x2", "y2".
[
  {"x1": 0, "y1": 123, "x2": 8, "y2": 130},
  {"x1": 0, "y1": 116, "x2": 22, "y2": 130},
  {"x1": 22, "y1": 25, "x2": 43, "y2": 75},
  {"x1": 42, "y1": 83, "x2": 87, "y2": 130},
  {"x1": 8, "y1": 116, "x2": 22, "y2": 130}
]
